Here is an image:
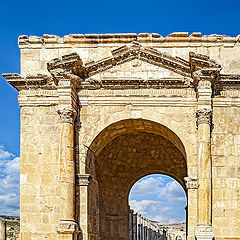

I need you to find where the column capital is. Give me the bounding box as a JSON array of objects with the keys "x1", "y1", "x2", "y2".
[
  {"x1": 196, "y1": 109, "x2": 212, "y2": 127},
  {"x1": 77, "y1": 174, "x2": 92, "y2": 186},
  {"x1": 184, "y1": 176, "x2": 198, "y2": 189},
  {"x1": 57, "y1": 108, "x2": 77, "y2": 124},
  {"x1": 195, "y1": 225, "x2": 214, "y2": 240},
  {"x1": 57, "y1": 220, "x2": 79, "y2": 235}
]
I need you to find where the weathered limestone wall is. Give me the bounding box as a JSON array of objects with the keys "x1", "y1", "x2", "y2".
[
  {"x1": 19, "y1": 105, "x2": 61, "y2": 240},
  {"x1": 212, "y1": 100, "x2": 240, "y2": 239}
]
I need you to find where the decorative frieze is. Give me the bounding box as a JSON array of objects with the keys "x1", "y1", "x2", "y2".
[
  {"x1": 57, "y1": 108, "x2": 77, "y2": 124},
  {"x1": 184, "y1": 177, "x2": 198, "y2": 189},
  {"x1": 196, "y1": 109, "x2": 212, "y2": 127}
]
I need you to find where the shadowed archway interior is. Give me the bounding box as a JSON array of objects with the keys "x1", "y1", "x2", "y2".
[{"x1": 85, "y1": 119, "x2": 187, "y2": 240}]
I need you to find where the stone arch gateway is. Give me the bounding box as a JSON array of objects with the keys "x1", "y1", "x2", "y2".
[
  {"x1": 85, "y1": 119, "x2": 187, "y2": 240},
  {"x1": 3, "y1": 32, "x2": 240, "y2": 240}
]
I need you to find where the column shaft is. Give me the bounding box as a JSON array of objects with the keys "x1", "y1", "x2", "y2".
[
  {"x1": 57, "y1": 108, "x2": 78, "y2": 240},
  {"x1": 197, "y1": 122, "x2": 211, "y2": 225},
  {"x1": 60, "y1": 122, "x2": 75, "y2": 221}
]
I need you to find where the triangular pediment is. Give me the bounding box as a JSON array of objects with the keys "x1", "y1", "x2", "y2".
[
  {"x1": 75, "y1": 42, "x2": 192, "y2": 79},
  {"x1": 88, "y1": 58, "x2": 188, "y2": 80},
  {"x1": 45, "y1": 42, "x2": 222, "y2": 90}
]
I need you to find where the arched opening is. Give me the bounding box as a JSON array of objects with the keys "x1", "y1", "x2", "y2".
[
  {"x1": 129, "y1": 174, "x2": 187, "y2": 240},
  {"x1": 84, "y1": 119, "x2": 187, "y2": 240}
]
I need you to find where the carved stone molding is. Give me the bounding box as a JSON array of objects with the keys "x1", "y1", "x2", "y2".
[
  {"x1": 47, "y1": 53, "x2": 82, "y2": 87},
  {"x1": 184, "y1": 177, "x2": 198, "y2": 189},
  {"x1": 193, "y1": 69, "x2": 221, "y2": 87},
  {"x1": 75, "y1": 41, "x2": 192, "y2": 79},
  {"x1": 57, "y1": 108, "x2": 77, "y2": 124},
  {"x1": 189, "y1": 52, "x2": 221, "y2": 72},
  {"x1": 195, "y1": 225, "x2": 214, "y2": 240},
  {"x1": 56, "y1": 220, "x2": 79, "y2": 235},
  {"x1": 196, "y1": 109, "x2": 212, "y2": 127},
  {"x1": 2, "y1": 73, "x2": 55, "y2": 91},
  {"x1": 77, "y1": 174, "x2": 92, "y2": 186}
]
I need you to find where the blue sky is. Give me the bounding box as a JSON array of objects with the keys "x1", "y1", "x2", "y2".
[
  {"x1": 129, "y1": 174, "x2": 186, "y2": 223},
  {"x1": 0, "y1": 0, "x2": 239, "y2": 219}
]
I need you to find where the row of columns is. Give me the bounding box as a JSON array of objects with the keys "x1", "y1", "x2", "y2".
[
  {"x1": 54, "y1": 68, "x2": 218, "y2": 240},
  {"x1": 129, "y1": 210, "x2": 165, "y2": 240}
]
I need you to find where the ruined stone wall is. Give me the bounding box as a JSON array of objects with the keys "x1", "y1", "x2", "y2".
[
  {"x1": 212, "y1": 98, "x2": 240, "y2": 239},
  {"x1": 19, "y1": 105, "x2": 61, "y2": 240}
]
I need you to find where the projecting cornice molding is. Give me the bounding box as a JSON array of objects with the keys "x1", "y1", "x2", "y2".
[
  {"x1": 47, "y1": 53, "x2": 82, "y2": 87},
  {"x1": 18, "y1": 32, "x2": 240, "y2": 47},
  {"x1": 3, "y1": 41, "x2": 240, "y2": 91},
  {"x1": 2, "y1": 73, "x2": 55, "y2": 91}
]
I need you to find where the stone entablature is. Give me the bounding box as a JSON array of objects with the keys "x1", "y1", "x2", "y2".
[{"x1": 18, "y1": 32, "x2": 240, "y2": 47}]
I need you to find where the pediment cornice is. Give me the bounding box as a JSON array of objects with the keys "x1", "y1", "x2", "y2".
[
  {"x1": 73, "y1": 41, "x2": 192, "y2": 79},
  {"x1": 3, "y1": 42, "x2": 240, "y2": 92}
]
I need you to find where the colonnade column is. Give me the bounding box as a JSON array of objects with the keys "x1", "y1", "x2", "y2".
[
  {"x1": 194, "y1": 69, "x2": 218, "y2": 240},
  {"x1": 54, "y1": 69, "x2": 80, "y2": 239}
]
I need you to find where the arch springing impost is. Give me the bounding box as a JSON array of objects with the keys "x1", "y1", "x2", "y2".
[{"x1": 184, "y1": 177, "x2": 198, "y2": 189}]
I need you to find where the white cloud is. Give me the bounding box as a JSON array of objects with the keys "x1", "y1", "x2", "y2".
[
  {"x1": 129, "y1": 175, "x2": 187, "y2": 223},
  {"x1": 0, "y1": 145, "x2": 19, "y2": 216},
  {"x1": 158, "y1": 181, "x2": 186, "y2": 203},
  {"x1": 130, "y1": 176, "x2": 164, "y2": 196},
  {"x1": 0, "y1": 145, "x2": 14, "y2": 160}
]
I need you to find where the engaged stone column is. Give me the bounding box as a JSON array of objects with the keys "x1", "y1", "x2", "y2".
[
  {"x1": 57, "y1": 108, "x2": 78, "y2": 239},
  {"x1": 196, "y1": 108, "x2": 212, "y2": 225},
  {"x1": 78, "y1": 174, "x2": 91, "y2": 240},
  {"x1": 194, "y1": 69, "x2": 218, "y2": 240},
  {"x1": 184, "y1": 176, "x2": 198, "y2": 238}
]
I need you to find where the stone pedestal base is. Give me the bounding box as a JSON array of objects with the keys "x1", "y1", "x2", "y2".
[
  {"x1": 195, "y1": 225, "x2": 214, "y2": 240},
  {"x1": 57, "y1": 220, "x2": 79, "y2": 240}
]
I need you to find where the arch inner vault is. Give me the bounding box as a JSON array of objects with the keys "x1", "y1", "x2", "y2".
[{"x1": 86, "y1": 119, "x2": 187, "y2": 239}]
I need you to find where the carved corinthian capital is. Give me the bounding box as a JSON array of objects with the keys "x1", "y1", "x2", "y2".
[
  {"x1": 196, "y1": 109, "x2": 212, "y2": 127},
  {"x1": 57, "y1": 108, "x2": 77, "y2": 124}
]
